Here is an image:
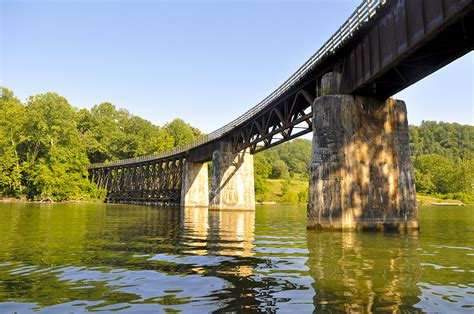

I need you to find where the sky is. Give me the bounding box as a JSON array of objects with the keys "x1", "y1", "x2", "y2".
[{"x1": 2, "y1": 0, "x2": 473, "y2": 133}]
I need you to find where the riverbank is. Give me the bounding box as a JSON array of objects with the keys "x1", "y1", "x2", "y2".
[
  {"x1": 3, "y1": 182, "x2": 471, "y2": 206},
  {"x1": 1, "y1": 197, "x2": 104, "y2": 204},
  {"x1": 416, "y1": 195, "x2": 465, "y2": 206},
  {"x1": 256, "y1": 178, "x2": 471, "y2": 206}
]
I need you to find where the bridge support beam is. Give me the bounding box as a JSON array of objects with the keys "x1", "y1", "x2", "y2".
[
  {"x1": 210, "y1": 142, "x2": 255, "y2": 210},
  {"x1": 308, "y1": 94, "x2": 417, "y2": 231},
  {"x1": 180, "y1": 161, "x2": 209, "y2": 208}
]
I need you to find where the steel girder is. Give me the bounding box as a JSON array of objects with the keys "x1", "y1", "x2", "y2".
[
  {"x1": 228, "y1": 80, "x2": 317, "y2": 154},
  {"x1": 89, "y1": 157, "x2": 184, "y2": 205}
]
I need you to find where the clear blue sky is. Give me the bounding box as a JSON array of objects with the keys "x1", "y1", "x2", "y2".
[{"x1": 2, "y1": 0, "x2": 473, "y2": 133}]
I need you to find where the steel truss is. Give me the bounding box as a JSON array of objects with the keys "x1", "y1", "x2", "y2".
[
  {"x1": 228, "y1": 80, "x2": 317, "y2": 154},
  {"x1": 89, "y1": 157, "x2": 184, "y2": 205}
]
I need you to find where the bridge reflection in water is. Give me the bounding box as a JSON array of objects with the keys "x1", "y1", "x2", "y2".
[
  {"x1": 179, "y1": 207, "x2": 426, "y2": 312},
  {"x1": 181, "y1": 208, "x2": 255, "y2": 258},
  {"x1": 306, "y1": 230, "x2": 422, "y2": 312}
]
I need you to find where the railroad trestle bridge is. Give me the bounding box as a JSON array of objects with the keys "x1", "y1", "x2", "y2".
[{"x1": 88, "y1": 0, "x2": 473, "y2": 231}]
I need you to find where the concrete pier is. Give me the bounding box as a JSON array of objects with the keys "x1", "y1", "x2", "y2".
[
  {"x1": 209, "y1": 142, "x2": 255, "y2": 210},
  {"x1": 180, "y1": 161, "x2": 209, "y2": 207},
  {"x1": 308, "y1": 94, "x2": 417, "y2": 231}
]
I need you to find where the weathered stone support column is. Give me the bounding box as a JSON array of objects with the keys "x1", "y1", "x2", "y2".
[
  {"x1": 210, "y1": 142, "x2": 255, "y2": 210},
  {"x1": 180, "y1": 161, "x2": 209, "y2": 207},
  {"x1": 308, "y1": 94, "x2": 417, "y2": 231}
]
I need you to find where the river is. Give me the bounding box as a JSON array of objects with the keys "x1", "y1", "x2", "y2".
[{"x1": 0, "y1": 203, "x2": 472, "y2": 312}]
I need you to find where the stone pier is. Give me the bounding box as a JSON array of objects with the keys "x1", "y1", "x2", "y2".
[
  {"x1": 307, "y1": 94, "x2": 417, "y2": 231},
  {"x1": 180, "y1": 161, "x2": 209, "y2": 207},
  {"x1": 209, "y1": 142, "x2": 255, "y2": 210}
]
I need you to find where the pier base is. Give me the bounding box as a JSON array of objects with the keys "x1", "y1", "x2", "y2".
[
  {"x1": 180, "y1": 161, "x2": 209, "y2": 208},
  {"x1": 308, "y1": 95, "x2": 417, "y2": 231},
  {"x1": 210, "y1": 142, "x2": 255, "y2": 210}
]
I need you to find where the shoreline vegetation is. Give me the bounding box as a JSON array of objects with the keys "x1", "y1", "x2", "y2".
[
  {"x1": 1, "y1": 87, "x2": 473, "y2": 205},
  {"x1": 0, "y1": 196, "x2": 467, "y2": 206},
  {"x1": 254, "y1": 178, "x2": 469, "y2": 206}
]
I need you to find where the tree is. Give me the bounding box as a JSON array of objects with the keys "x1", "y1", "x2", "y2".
[
  {"x1": 20, "y1": 93, "x2": 94, "y2": 200},
  {"x1": 452, "y1": 158, "x2": 474, "y2": 195},
  {"x1": 77, "y1": 102, "x2": 176, "y2": 162},
  {"x1": 414, "y1": 154, "x2": 454, "y2": 194},
  {"x1": 164, "y1": 118, "x2": 203, "y2": 147},
  {"x1": 0, "y1": 88, "x2": 26, "y2": 196},
  {"x1": 254, "y1": 176, "x2": 268, "y2": 200},
  {"x1": 409, "y1": 121, "x2": 474, "y2": 160},
  {"x1": 148, "y1": 128, "x2": 175, "y2": 154},
  {"x1": 254, "y1": 153, "x2": 272, "y2": 178},
  {"x1": 271, "y1": 160, "x2": 289, "y2": 179}
]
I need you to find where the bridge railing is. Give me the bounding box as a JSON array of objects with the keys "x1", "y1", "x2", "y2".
[{"x1": 88, "y1": 0, "x2": 387, "y2": 170}]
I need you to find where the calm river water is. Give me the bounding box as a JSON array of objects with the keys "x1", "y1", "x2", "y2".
[{"x1": 0, "y1": 203, "x2": 473, "y2": 313}]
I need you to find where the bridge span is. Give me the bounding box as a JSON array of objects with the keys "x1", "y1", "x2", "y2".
[{"x1": 88, "y1": 0, "x2": 473, "y2": 231}]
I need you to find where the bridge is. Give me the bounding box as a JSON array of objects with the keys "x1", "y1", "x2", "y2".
[{"x1": 88, "y1": 0, "x2": 473, "y2": 231}]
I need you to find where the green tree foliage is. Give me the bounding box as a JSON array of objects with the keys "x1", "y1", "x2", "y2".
[
  {"x1": 280, "y1": 179, "x2": 290, "y2": 199},
  {"x1": 414, "y1": 154, "x2": 455, "y2": 194},
  {"x1": 164, "y1": 118, "x2": 203, "y2": 147},
  {"x1": 77, "y1": 102, "x2": 175, "y2": 163},
  {"x1": 253, "y1": 139, "x2": 312, "y2": 200},
  {"x1": 0, "y1": 91, "x2": 97, "y2": 200},
  {"x1": 0, "y1": 88, "x2": 26, "y2": 196},
  {"x1": 253, "y1": 153, "x2": 272, "y2": 178},
  {"x1": 455, "y1": 158, "x2": 474, "y2": 195},
  {"x1": 414, "y1": 154, "x2": 473, "y2": 195},
  {"x1": 279, "y1": 179, "x2": 299, "y2": 203},
  {"x1": 0, "y1": 87, "x2": 203, "y2": 201},
  {"x1": 254, "y1": 176, "x2": 268, "y2": 200},
  {"x1": 271, "y1": 160, "x2": 290, "y2": 179},
  {"x1": 272, "y1": 139, "x2": 312, "y2": 174},
  {"x1": 410, "y1": 121, "x2": 473, "y2": 160},
  {"x1": 252, "y1": 138, "x2": 311, "y2": 183},
  {"x1": 410, "y1": 122, "x2": 473, "y2": 199},
  {"x1": 260, "y1": 139, "x2": 311, "y2": 179}
]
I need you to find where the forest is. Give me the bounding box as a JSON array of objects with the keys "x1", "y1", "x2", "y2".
[
  {"x1": 1, "y1": 87, "x2": 473, "y2": 203},
  {"x1": 0, "y1": 88, "x2": 202, "y2": 201}
]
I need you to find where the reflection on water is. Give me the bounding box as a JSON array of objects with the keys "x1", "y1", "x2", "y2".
[
  {"x1": 307, "y1": 231, "x2": 422, "y2": 312},
  {"x1": 181, "y1": 208, "x2": 255, "y2": 257},
  {"x1": 0, "y1": 203, "x2": 473, "y2": 312}
]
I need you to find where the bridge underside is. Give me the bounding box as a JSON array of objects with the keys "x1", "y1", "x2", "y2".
[
  {"x1": 90, "y1": 158, "x2": 185, "y2": 205},
  {"x1": 340, "y1": 0, "x2": 473, "y2": 98}
]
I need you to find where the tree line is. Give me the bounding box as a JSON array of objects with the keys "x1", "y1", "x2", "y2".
[
  {"x1": 0, "y1": 88, "x2": 202, "y2": 201},
  {"x1": 410, "y1": 121, "x2": 473, "y2": 202},
  {"x1": 1, "y1": 87, "x2": 472, "y2": 202}
]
